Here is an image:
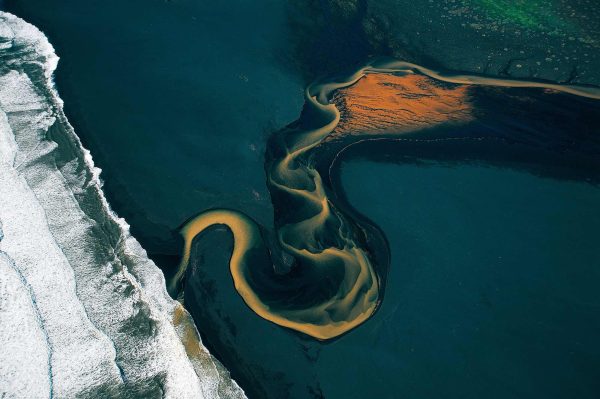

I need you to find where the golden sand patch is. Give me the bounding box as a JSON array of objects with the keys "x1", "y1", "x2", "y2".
[{"x1": 333, "y1": 73, "x2": 473, "y2": 137}]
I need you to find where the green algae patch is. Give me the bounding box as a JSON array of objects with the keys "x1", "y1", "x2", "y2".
[{"x1": 469, "y1": 0, "x2": 573, "y2": 32}]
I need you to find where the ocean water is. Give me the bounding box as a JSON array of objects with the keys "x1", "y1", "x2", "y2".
[
  {"x1": 182, "y1": 124, "x2": 600, "y2": 398},
  {"x1": 0, "y1": 13, "x2": 244, "y2": 397},
  {"x1": 333, "y1": 159, "x2": 600, "y2": 398},
  {"x1": 3, "y1": 1, "x2": 600, "y2": 399},
  {"x1": 3, "y1": 0, "x2": 304, "y2": 269}
]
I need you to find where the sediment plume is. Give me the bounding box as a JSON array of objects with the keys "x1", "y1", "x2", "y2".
[{"x1": 171, "y1": 59, "x2": 600, "y2": 340}]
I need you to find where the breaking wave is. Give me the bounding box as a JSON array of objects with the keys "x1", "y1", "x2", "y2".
[{"x1": 0, "y1": 12, "x2": 244, "y2": 398}]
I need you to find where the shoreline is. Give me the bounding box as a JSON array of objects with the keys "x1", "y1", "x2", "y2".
[
  {"x1": 0, "y1": 12, "x2": 244, "y2": 398},
  {"x1": 0, "y1": 5, "x2": 598, "y2": 396}
]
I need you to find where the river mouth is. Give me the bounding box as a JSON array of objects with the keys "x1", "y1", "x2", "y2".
[
  {"x1": 3, "y1": 1, "x2": 599, "y2": 397},
  {"x1": 182, "y1": 70, "x2": 600, "y2": 398},
  {"x1": 173, "y1": 62, "x2": 600, "y2": 346},
  {"x1": 185, "y1": 138, "x2": 600, "y2": 398}
]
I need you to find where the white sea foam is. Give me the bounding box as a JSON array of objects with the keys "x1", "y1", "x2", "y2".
[{"x1": 0, "y1": 12, "x2": 245, "y2": 399}]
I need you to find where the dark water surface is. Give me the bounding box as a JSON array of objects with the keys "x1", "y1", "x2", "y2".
[
  {"x1": 183, "y1": 80, "x2": 600, "y2": 397},
  {"x1": 4, "y1": 0, "x2": 304, "y2": 267},
  {"x1": 181, "y1": 140, "x2": 600, "y2": 399},
  {"x1": 183, "y1": 120, "x2": 600, "y2": 399},
  {"x1": 332, "y1": 158, "x2": 600, "y2": 398},
  {"x1": 4, "y1": 2, "x2": 600, "y2": 399}
]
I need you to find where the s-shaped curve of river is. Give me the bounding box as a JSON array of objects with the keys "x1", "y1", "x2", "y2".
[{"x1": 170, "y1": 59, "x2": 600, "y2": 340}]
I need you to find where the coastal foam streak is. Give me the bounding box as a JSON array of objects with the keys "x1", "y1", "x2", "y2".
[{"x1": 0, "y1": 12, "x2": 245, "y2": 398}]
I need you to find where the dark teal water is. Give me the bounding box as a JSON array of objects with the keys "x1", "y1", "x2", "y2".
[
  {"x1": 183, "y1": 133, "x2": 600, "y2": 398},
  {"x1": 4, "y1": 1, "x2": 600, "y2": 398},
  {"x1": 334, "y1": 159, "x2": 600, "y2": 398},
  {"x1": 4, "y1": 0, "x2": 304, "y2": 263}
]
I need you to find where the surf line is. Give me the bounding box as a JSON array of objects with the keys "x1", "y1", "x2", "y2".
[{"x1": 169, "y1": 59, "x2": 600, "y2": 341}]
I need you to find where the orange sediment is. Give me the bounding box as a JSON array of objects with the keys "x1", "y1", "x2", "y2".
[
  {"x1": 170, "y1": 60, "x2": 600, "y2": 340},
  {"x1": 333, "y1": 73, "x2": 473, "y2": 136}
]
